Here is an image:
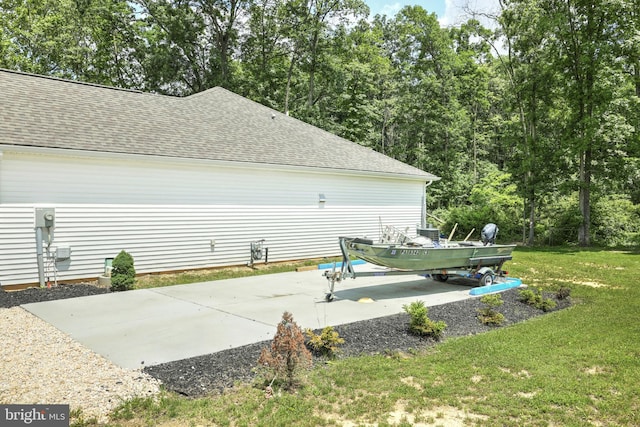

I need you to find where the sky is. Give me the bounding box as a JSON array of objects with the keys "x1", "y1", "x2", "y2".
[{"x1": 365, "y1": 0, "x2": 500, "y2": 27}]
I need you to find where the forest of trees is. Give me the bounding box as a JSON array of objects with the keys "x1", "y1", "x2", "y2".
[{"x1": 1, "y1": 0, "x2": 638, "y2": 246}]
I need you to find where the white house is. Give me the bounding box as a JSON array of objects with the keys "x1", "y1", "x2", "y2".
[{"x1": 0, "y1": 69, "x2": 439, "y2": 288}]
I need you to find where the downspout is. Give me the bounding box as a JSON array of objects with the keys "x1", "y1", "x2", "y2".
[
  {"x1": 36, "y1": 227, "x2": 45, "y2": 287},
  {"x1": 35, "y1": 209, "x2": 54, "y2": 288},
  {"x1": 0, "y1": 152, "x2": 1, "y2": 288},
  {"x1": 422, "y1": 180, "x2": 434, "y2": 229}
]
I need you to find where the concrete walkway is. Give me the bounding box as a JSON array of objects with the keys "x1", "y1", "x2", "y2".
[{"x1": 22, "y1": 264, "x2": 478, "y2": 369}]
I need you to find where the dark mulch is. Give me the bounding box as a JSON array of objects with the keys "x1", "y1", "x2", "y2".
[
  {"x1": 0, "y1": 284, "x2": 110, "y2": 308},
  {"x1": 2, "y1": 283, "x2": 571, "y2": 398},
  {"x1": 143, "y1": 288, "x2": 571, "y2": 397}
]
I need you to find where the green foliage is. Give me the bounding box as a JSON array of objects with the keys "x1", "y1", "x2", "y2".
[
  {"x1": 110, "y1": 250, "x2": 135, "y2": 292},
  {"x1": 2, "y1": 0, "x2": 638, "y2": 247},
  {"x1": 0, "y1": 0, "x2": 141, "y2": 86},
  {"x1": 402, "y1": 300, "x2": 447, "y2": 339},
  {"x1": 591, "y1": 194, "x2": 640, "y2": 247},
  {"x1": 538, "y1": 193, "x2": 640, "y2": 247},
  {"x1": 257, "y1": 312, "x2": 312, "y2": 389},
  {"x1": 444, "y1": 168, "x2": 522, "y2": 241},
  {"x1": 536, "y1": 194, "x2": 583, "y2": 245},
  {"x1": 480, "y1": 293, "x2": 504, "y2": 308},
  {"x1": 517, "y1": 288, "x2": 538, "y2": 305},
  {"x1": 518, "y1": 288, "x2": 557, "y2": 312},
  {"x1": 477, "y1": 293, "x2": 505, "y2": 325},
  {"x1": 305, "y1": 326, "x2": 345, "y2": 359}
]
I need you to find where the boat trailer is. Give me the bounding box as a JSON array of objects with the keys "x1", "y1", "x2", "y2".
[{"x1": 322, "y1": 238, "x2": 513, "y2": 302}]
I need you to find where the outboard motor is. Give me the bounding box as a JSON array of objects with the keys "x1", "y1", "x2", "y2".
[{"x1": 481, "y1": 223, "x2": 499, "y2": 246}]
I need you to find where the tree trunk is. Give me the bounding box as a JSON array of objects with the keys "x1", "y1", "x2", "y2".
[
  {"x1": 527, "y1": 191, "x2": 535, "y2": 245},
  {"x1": 284, "y1": 48, "x2": 299, "y2": 115},
  {"x1": 578, "y1": 147, "x2": 592, "y2": 246},
  {"x1": 635, "y1": 60, "x2": 640, "y2": 97}
]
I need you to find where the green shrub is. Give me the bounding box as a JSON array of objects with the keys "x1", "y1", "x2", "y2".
[
  {"x1": 518, "y1": 288, "x2": 538, "y2": 305},
  {"x1": 556, "y1": 287, "x2": 572, "y2": 300},
  {"x1": 591, "y1": 194, "x2": 640, "y2": 247},
  {"x1": 536, "y1": 193, "x2": 640, "y2": 246},
  {"x1": 477, "y1": 294, "x2": 506, "y2": 325},
  {"x1": 257, "y1": 312, "x2": 312, "y2": 389},
  {"x1": 537, "y1": 194, "x2": 582, "y2": 245},
  {"x1": 442, "y1": 168, "x2": 522, "y2": 241},
  {"x1": 305, "y1": 326, "x2": 345, "y2": 359},
  {"x1": 518, "y1": 288, "x2": 557, "y2": 312},
  {"x1": 403, "y1": 300, "x2": 447, "y2": 339},
  {"x1": 110, "y1": 250, "x2": 135, "y2": 292},
  {"x1": 539, "y1": 297, "x2": 558, "y2": 312}
]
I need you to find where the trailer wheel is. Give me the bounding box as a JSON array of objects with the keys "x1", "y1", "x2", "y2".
[
  {"x1": 434, "y1": 274, "x2": 449, "y2": 282},
  {"x1": 325, "y1": 293, "x2": 334, "y2": 302},
  {"x1": 480, "y1": 272, "x2": 494, "y2": 286}
]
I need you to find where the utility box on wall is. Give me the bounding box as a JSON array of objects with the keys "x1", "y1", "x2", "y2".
[
  {"x1": 35, "y1": 208, "x2": 55, "y2": 228},
  {"x1": 55, "y1": 246, "x2": 71, "y2": 261}
]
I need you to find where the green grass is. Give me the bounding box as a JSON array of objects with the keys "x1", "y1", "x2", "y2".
[
  {"x1": 95, "y1": 247, "x2": 640, "y2": 426},
  {"x1": 132, "y1": 257, "x2": 341, "y2": 289}
]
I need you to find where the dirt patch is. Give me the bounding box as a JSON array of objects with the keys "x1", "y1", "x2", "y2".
[
  {"x1": 517, "y1": 391, "x2": 538, "y2": 399},
  {"x1": 388, "y1": 401, "x2": 488, "y2": 426},
  {"x1": 401, "y1": 376, "x2": 424, "y2": 391},
  {"x1": 567, "y1": 280, "x2": 623, "y2": 290},
  {"x1": 584, "y1": 366, "x2": 607, "y2": 375}
]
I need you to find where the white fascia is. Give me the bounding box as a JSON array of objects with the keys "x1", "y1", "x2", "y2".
[{"x1": 0, "y1": 144, "x2": 440, "y2": 184}]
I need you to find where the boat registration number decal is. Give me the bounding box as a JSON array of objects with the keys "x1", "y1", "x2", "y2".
[{"x1": 399, "y1": 249, "x2": 427, "y2": 255}]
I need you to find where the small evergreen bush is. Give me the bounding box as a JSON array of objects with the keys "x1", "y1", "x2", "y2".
[
  {"x1": 403, "y1": 300, "x2": 447, "y2": 339},
  {"x1": 110, "y1": 250, "x2": 135, "y2": 291},
  {"x1": 477, "y1": 293, "x2": 506, "y2": 325},
  {"x1": 257, "y1": 312, "x2": 312, "y2": 389},
  {"x1": 306, "y1": 326, "x2": 345, "y2": 358},
  {"x1": 518, "y1": 288, "x2": 557, "y2": 312}
]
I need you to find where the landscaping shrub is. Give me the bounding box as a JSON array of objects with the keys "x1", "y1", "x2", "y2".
[
  {"x1": 556, "y1": 286, "x2": 572, "y2": 300},
  {"x1": 257, "y1": 311, "x2": 312, "y2": 389},
  {"x1": 477, "y1": 293, "x2": 506, "y2": 325},
  {"x1": 110, "y1": 250, "x2": 135, "y2": 292},
  {"x1": 403, "y1": 300, "x2": 447, "y2": 339},
  {"x1": 306, "y1": 326, "x2": 345, "y2": 359},
  {"x1": 518, "y1": 288, "x2": 557, "y2": 312}
]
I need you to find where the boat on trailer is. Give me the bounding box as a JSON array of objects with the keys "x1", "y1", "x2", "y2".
[{"x1": 323, "y1": 224, "x2": 516, "y2": 302}]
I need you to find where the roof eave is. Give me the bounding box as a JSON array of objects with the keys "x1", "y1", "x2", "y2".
[{"x1": 0, "y1": 145, "x2": 440, "y2": 182}]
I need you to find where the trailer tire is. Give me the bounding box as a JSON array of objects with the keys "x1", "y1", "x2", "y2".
[{"x1": 480, "y1": 272, "x2": 494, "y2": 286}]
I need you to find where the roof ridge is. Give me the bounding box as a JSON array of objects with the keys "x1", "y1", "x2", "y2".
[
  {"x1": 183, "y1": 85, "x2": 226, "y2": 98},
  {"x1": 0, "y1": 67, "x2": 146, "y2": 95}
]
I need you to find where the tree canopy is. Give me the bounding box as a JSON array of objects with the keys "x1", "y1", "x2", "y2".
[{"x1": 1, "y1": 0, "x2": 638, "y2": 246}]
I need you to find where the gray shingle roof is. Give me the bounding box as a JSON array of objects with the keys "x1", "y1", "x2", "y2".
[{"x1": 0, "y1": 69, "x2": 438, "y2": 180}]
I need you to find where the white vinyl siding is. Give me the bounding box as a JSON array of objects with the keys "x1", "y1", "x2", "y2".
[
  {"x1": 0, "y1": 151, "x2": 425, "y2": 286},
  {"x1": 0, "y1": 151, "x2": 420, "y2": 206}
]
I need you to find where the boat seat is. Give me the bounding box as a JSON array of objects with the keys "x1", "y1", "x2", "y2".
[
  {"x1": 458, "y1": 241, "x2": 485, "y2": 247},
  {"x1": 351, "y1": 237, "x2": 374, "y2": 245}
]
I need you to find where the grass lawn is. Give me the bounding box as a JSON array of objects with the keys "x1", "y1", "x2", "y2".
[{"x1": 96, "y1": 247, "x2": 639, "y2": 426}]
